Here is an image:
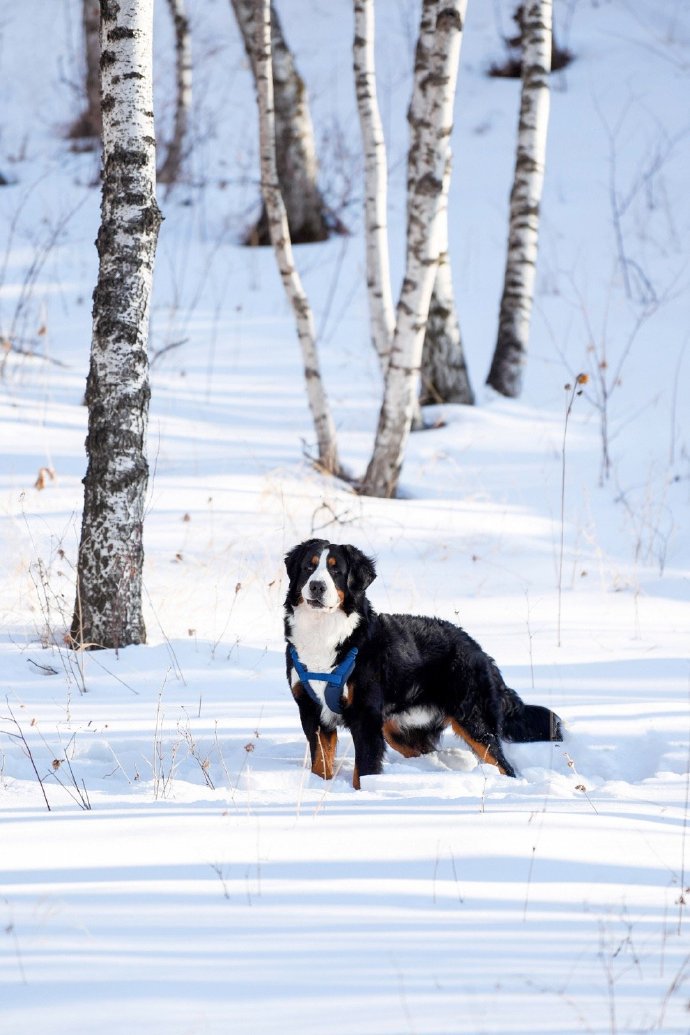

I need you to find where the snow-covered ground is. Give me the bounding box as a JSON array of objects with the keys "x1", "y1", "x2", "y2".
[{"x1": 1, "y1": 1, "x2": 689, "y2": 1032}]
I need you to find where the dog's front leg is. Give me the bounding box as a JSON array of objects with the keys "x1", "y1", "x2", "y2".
[
  {"x1": 292, "y1": 684, "x2": 337, "y2": 779},
  {"x1": 349, "y1": 710, "x2": 385, "y2": 790}
]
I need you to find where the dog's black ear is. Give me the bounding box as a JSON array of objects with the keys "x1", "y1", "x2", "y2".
[
  {"x1": 343, "y1": 545, "x2": 376, "y2": 593},
  {"x1": 284, "y1": 539, "x2": 321, "y2": 585}
]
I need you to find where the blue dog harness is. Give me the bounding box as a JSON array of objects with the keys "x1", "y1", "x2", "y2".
[{"x1": 289, "y1": 644, "x2": 358, "y2": 715}]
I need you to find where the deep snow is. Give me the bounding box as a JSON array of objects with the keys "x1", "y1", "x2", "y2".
[{"x1": 1, "y1": 1, "x2": 689, "y2": 1032}]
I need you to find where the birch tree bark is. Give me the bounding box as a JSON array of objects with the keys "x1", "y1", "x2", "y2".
[
  {"x1": 361, "y1": 0, "x2": 466, "y2": 499},
  {"x1": 353, "y1": 0, "x2": 395, "y2": 371},
  {"x1": 68, "y1": 0, "x2": 102, "y2": 143},
  {"x1": 416, "y1": 3, "x2": 473, "y2": 407},
  {"x1": 419, "y1": 245, "x2": 474, "y2": 405},
  {"x1": 71, "y1": 0, "x2": 162, "y2": 649},
  {"x1": 255, "y1": 0, "x2": 341, "y2": 476},
  {"x1": 486, "y1": 0, "x2": 552, "y2": 398},
  {"x1": 158, "y1": 0, "x2": 192, "y2": 186},
  {"x1": 232, "y1": 0, "x2": 339, "y2": 245}
]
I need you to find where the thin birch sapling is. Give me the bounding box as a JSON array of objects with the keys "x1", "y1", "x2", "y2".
[
  {"x1": 255, "y1": 0, "x2": 341, "y2": 476},
  {"x1": 353, "y1": 0, "x2": 395, "y2": 372}
]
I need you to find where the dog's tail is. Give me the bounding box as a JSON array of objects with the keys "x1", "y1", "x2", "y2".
[{"x1": 501, "y1": 687, "x2": 563, "y2": 743}]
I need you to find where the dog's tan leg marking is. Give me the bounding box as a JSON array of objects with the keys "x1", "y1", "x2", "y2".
[
  {"x1": 449, "y1": 719, "x2": 507, "y2": 774},
  {"x1": 383, "y1": 719, "x2": 423, "y2": 758},
  {"x1": 312, "y1": 728, "x2": 337, "y2": 780},
  {"x1": 352, "y1": 765, "x2": 360, "y2": 791}
]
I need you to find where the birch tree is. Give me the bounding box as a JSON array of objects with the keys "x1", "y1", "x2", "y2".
[
  {"x1": 354, "y1": 0, "x2": 472, "y2": 409},
  {"x1": 71, "y1": 0, "x2": 162, "y2": 649},
  {"x1": 232, "y1": 0, "x2": 339, "y2": 244},
  {"x1": 255, "y1": 0, "x2": 341, "y2": 475},
  {"x1": 158, "y1": 0, "x2": 192, "y2": 186},
  {"x1": 361, "y1": 0, "x2": 466, "y2": 499},
  {"x1": 419, "y1": 244, "x2": 474, "y2": 405},
  {"x1": 69, "y1": 0, "x2": 102, "y2": 143},
  {"x1": 413, "y1": 1, "x2": 473, "y2": 408},
  {"x1": 486, "y1": 0, "x2": 552, "y2": 398},
  {"x1": 353, "y1": 0, "x2": 395, "y2": 371}
]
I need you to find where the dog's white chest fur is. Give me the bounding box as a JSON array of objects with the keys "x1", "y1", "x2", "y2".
[{"x1": 286, "y1": 603, "x2": 360, "y2": 720}]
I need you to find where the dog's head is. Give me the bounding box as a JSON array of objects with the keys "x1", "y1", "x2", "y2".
[{"x1": 284, "y1": 540, "x2": 376, "y2": 614}]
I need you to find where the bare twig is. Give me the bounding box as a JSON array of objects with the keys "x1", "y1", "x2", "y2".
[
  {"x1": 3, "y1": 899, "x2": 27, "y2": 984},
  {"x1": 557, "y1": 374, "x2": 587, "y2": 647},
  {"x1": 1, "y1": 700, "x2": 51, "y2": 810}
]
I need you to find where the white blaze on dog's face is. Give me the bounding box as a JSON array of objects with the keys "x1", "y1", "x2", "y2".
[
  {"x1": 302, "y1": 547, "x2": 342, "y2": 612},
  {"x1": 286, "y1": 543, "x2": 361, "y2": 692}
]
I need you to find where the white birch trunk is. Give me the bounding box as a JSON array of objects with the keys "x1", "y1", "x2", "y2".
[
  {"x1": 406, "y1": 0, "x2": 438, "y2": 202},
  {"x1": 255, "y1": 0, "x2": 340, "y2": 476},
  {"x1": 158, "y1": 0, "x2": 192, "y2": 186},
  {"x1": 486, "y1": 0, "x2": 552, "y2": 398},
  {"x1": 71, "y1": 0, "x2": 161, "y2": 649},
  {"x1": 419, "y1": 211, "x2": 474, "y2": 406},
  {"x1": 232, "y1": 0, "x2": 337, "y2": 244},
  {"x1": 353, "y1": 0, "x2": 395, "y2": 371},
  {"x1": 410, "y1": 1, "x2": 472, "y2": 409},
  {"x1": 361, "y1": 0, "x2": 466, "y2": 499}
]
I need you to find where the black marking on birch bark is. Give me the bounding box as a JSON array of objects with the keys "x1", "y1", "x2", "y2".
[
  {"x1": 108, "y1": 26, "x2": 136, "y2": 41},
  {"x1": 437, "y1": 9, "x2": 463, "y2": 32},
  {"x1": 100, "y1": 0, "x2": 120, "y2": 18}
]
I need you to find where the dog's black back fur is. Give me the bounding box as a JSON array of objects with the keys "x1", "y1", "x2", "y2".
[{"x1": 284, "y1": 539, "x2": 562, "y2": 787}]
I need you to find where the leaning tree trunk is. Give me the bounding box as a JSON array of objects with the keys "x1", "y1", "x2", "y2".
[
  {"x1": 255, "y1": 0, "x2": 341, "y2": 476},
  {"x1": 71, "y1": 0, "x2": 162, "y2": 650},
  {"x1": 486, "y1": 0, "x2": 552, "y2": 398},
  {"x1": 158, "y1": 0, "x2": 192, "y2": 186},
  {"x1": 68, "y1": 0, "x2": 102, "y2": 143},
  {"x1": 231, "y1": 0, "x2": 339, "y2": 244},
  {"x1": 361, "y1": 1, "x2": 466, "y2": 499},
  {"x1": 353, "y1": 0, "x2": 395, "y2": 372}
]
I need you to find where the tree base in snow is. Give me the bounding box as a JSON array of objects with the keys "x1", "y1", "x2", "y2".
[
  {"x1": 486, "y1": 342, "x2": 524, "y2": 399},
  {"x1": 244, "y1": 203, "x2": 347, "y2": 246},
  {"x1": 488, "y1": 4, "x2": 573, "y2": 78}
]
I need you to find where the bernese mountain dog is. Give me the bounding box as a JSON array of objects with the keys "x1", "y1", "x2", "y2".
[{"x1": 284, "y1": 539, "x2": 563, "y2": 789}]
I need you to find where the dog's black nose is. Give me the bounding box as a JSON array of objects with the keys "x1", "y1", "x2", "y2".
[{"x1": 309, "y1": 579, "x2": 326, "y2": 597}]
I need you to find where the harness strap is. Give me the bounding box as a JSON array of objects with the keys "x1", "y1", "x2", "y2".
[{"x1": 289, "y1": 644, "x2": 358, "y2": 715}]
